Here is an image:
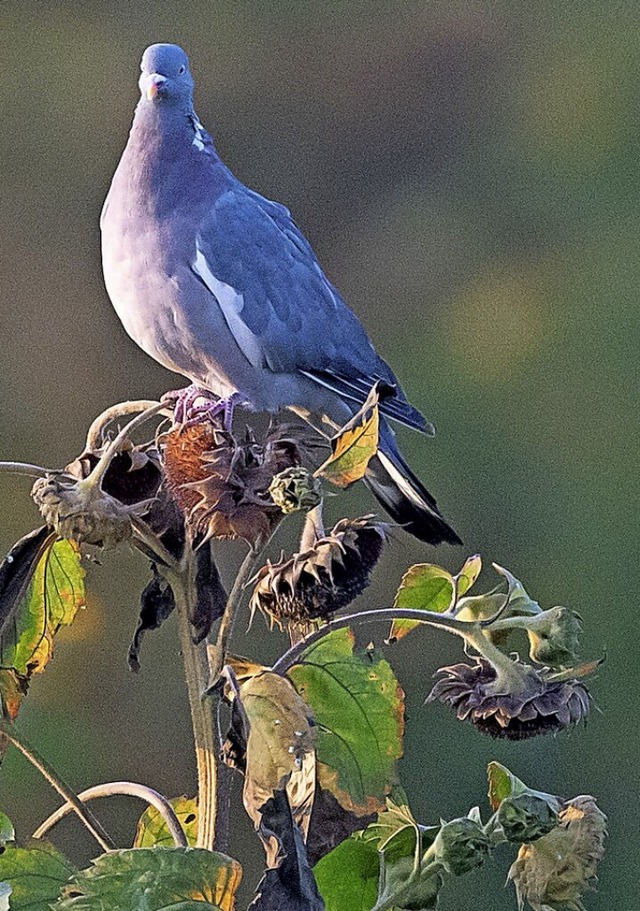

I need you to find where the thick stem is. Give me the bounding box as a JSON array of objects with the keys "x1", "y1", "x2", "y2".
[
  {"x1": 0, "y1": 720, "x2": 115, "y2": 852},
  {"x1": 165, "y1": 556, "x2": 218, "y2": 851},
  {"x1": 32, "y1": 781, "x2": 187, "y2": 846}
]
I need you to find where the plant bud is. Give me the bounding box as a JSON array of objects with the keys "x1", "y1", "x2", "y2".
[
  {"x1": 498, "y1": 793, "x2": 559, "y2": 844},
  {"x1": 508, "y1": 795, "x2": 607, "y2": 910},
  {"x1": 268, "y1": 467, "x2": 323, "y2": 514},
  {"x1": 432, "y1": 817, "x2": 491, "y2": 876},
  {"x1": 527, "y1": 606, "x2": 582, "y2": 667}
]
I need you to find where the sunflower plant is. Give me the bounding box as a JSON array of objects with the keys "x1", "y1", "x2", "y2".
[{"x1": 0, "y1": 391, "x2": 606, "y2": 910}]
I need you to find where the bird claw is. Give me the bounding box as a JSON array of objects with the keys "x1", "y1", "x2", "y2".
[{"x1": 162, "y1": 385, "x2": 242, "y2": 431}]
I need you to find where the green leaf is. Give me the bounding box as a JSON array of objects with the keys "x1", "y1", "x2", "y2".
[
  {"x1": 487, "y1": 761, "x2": 526, "y2": 811},
  {"x1": 288, "y1": 629, "x2": 404, "y2": 815},
  {"x1": 388, "y1": 563, "x2": 455, "y2": 642},
  {"x1": 0, "y1": 840, "x2": 76, "y2": 910},
  {"x1": 0, "y1": 531, "x2": 85, "y2": 727},
  {"x1": 314, "y1": 836, "x2": 380, "y2": 911},
  {"x1": 134, "y1": 797, "x2": 198, "y2": 848},
  {"x1": 456, "y1": 554, "x2": 482, "y2": 596},
  {"x1": 57, "y1": 848, "x2": 241, "y2": 911},
  {"x1": 0, "y1": 812, "x2": 14, "y2": 847},
  {"x1": 316, "y1": 384, "x2": 383, "y2": 488}
]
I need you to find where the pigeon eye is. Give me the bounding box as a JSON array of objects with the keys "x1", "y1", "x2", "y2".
[{"x1": 178, "y1": 65, "x2": 186, "y2": 75}]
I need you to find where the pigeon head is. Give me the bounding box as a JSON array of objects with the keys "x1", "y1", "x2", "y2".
[{"x1": 139, "y1": 43, "x2": 194, "y2": 109}]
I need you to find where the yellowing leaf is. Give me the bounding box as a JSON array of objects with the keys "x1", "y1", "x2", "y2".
[
  {"x1": 316, "y1": 384, "x2": 383, "y2": 488},
  {"x1": 134, "y1": 796, "x2": 198, "y2": 848},
  {"x1": 57, "y1": 848, "x2": 240, "y2": 911},
  {"x1": 0, "y1": 531, "x2": 85, "y2": 732}
]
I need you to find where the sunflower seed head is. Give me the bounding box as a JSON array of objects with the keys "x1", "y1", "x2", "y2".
[
  {"x1": 426, "y1": 659, "x2": 592, "y2": 740},
  {"x1": 250, "y1": 516, "x2": 386, "y2": 631},
  {"x1": 432, "y1": 817, "x2": 491, "y2": 876},
  {"x1": 269, "y1": 467, "x2": 323, "y2": 514},
  {"x1": 508, "y1": 795, "x2": 607, "y2": 910},
  {"x1": 527, "y1": 606, "x2": 583, "y2": 667},
  {"x1": 162, "y1": 421, "x2": 301, "y2": 546},
  {"x1": 498, "y1": 793, "x2": 559, "y2": 844},
  {"x1": 31, "y1": 474, "x2": 142, "y2": 548}
]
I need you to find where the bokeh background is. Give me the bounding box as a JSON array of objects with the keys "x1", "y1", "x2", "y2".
[{"x1": 0, "y1": 1, "x2": 638, "y2": 907}]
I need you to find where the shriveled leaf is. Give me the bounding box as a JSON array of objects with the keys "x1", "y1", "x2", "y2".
[
  {"x1": 134, "y1": 796, "x2": 198, "y2": 848},
  {"x1": 222, "y1": 669, "x2": 316, "y2": 862},
  {"x1": 0, "y1": 812, "x2": 14, "y2": 847},
  {"x1": 316, "y1": 384, "x2": 383, "y2": 488},
  {"x1": 0, "y1": 840, "x2": 76, "y2": 910},
  {"x1": 129, "y1": 564, "x2": 176, "y2": 672},
  {"x1": 0, "y1": 532, "x2": 84, "y2": 730},
  {"x1": 288, "y1": 629, "x2": 404, "y2": 816},
  {"x1": 307, "y1": 785, "x2": 375, "y2": 865},
  {"x1": 0, "y1": 881, "x2": 10, "y2": 911},
  {"x1": 249, "y1": 789, "x2": 324, "y2": 911},
  {"x1": 57, "y1": 848, "x2": 240, "y2": 911},
  {"x1": 388, "y1": 563, "x2": 454, "y2": 642},
  {"x1": 314, "y1": 836, "x2": 379, "y2": 911}
]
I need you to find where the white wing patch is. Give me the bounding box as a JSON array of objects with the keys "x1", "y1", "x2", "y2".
[
  {"x1": 193, "y1": 244, "x2": 265, "y2": 369},
  {"x1": 192, "y1": 116, "x2": 207, "y2": 151}
]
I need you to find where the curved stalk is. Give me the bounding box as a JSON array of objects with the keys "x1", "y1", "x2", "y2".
[
  {"x1": 32, "y1": 780, "x2": 187, "y2": 846},
  {"x1": 272, "y1": 606, "x2": 508, "y2": 675},
  {"x1": 83, "y1": 401, "x2": 167, "y2": 492},
  {"x1": 0, "y1": 720, "x2": 115, "y2": 852},
  {"x1": 0, "y1": 461, "x2": 54, "y2": 478},
  {"x1": 84, "y1": 399, "x2": 173, "y2": 453}
]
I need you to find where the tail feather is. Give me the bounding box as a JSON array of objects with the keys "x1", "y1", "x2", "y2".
[{"x1": 364, "y1": 422, "x2": 461, "y2": 546}]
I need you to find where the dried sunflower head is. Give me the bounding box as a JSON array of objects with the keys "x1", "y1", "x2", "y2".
[
  {"x1": 250, "y1": 516, "x2": 386, "y2": 633},
  {"x1": 426, "y1": 659, "x2": 591, "y2": 740},
  {"x1": 162, "y1": 421, "x2": 302, "y2": 547},
  {"x1": 31, "y1": 473, "x2": 145, "y2": 548},
  {"x1": 508, "y1": 795, "x2": 607, "y2": 911}
]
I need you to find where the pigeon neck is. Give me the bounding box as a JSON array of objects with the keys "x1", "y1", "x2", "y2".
[{"x1": 132, "y1": 100, "x2": 213, "y2": 151}]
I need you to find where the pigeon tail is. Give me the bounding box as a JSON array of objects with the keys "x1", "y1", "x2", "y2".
[{"x1": 364, "y1": 420, "x2": 462, "y2": 546}]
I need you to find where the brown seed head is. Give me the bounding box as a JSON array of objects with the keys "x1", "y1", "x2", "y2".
[
  {"x1": 250, "y1": 516, "x2": 386, "y2": 633},
  {"x1": 162, "y1": 421, "x2": 301, "y2": 546}
]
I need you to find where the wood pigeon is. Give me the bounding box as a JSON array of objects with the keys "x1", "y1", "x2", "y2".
[{"x1": 101, "y1": 43, "x2": 460, "y2": 545}]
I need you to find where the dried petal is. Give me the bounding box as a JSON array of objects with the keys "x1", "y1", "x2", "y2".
[{"x1": 426, "y1": 659, "x2": 592, "y2": 740}]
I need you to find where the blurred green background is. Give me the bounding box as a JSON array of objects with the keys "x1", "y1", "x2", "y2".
[{"x1": 0, "y1": 1, "x2": 637, "y2": 907}]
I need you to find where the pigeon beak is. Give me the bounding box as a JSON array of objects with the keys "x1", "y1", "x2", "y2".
[{"x1": 146, "y1": 74, "x2": 167, "y2": 101}]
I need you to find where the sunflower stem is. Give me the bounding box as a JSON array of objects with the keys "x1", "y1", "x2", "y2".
[
  {"x1": 299, "y1": 503, "x2": 324, "y2": 551},
  {"x1": 164, "y1": 551, "x2": 218, "y2": 851},
  {"x1": 84, "y1": 399, "x2": 172, "y2": 452}
]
